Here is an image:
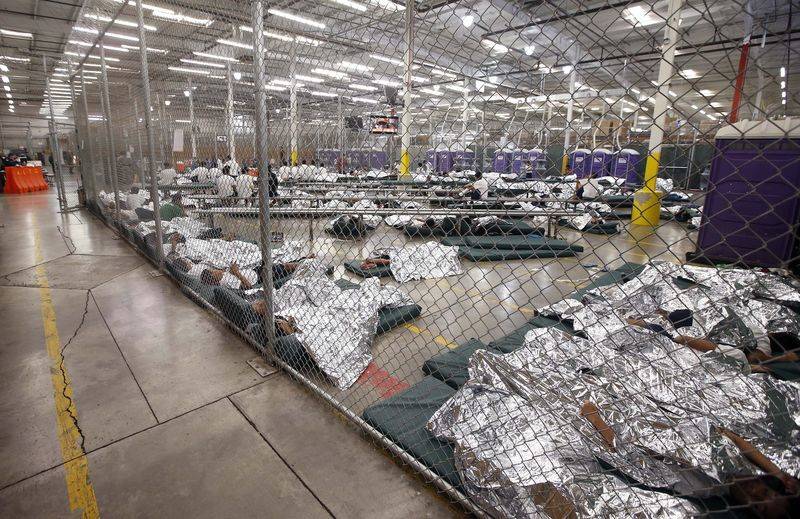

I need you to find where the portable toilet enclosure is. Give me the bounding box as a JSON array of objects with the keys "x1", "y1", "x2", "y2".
[
  {"x1": 511, "y1": 149, "x2": 528, "y2": 175},
  {"x1": 368, "y1": 150, "x2": 387, "y2": 169},
  {"x1": 613, "y1": 148, "x2": 641, "y2": 185},
  {"x1": 441, "y1": 150, "x2": 457, "y2": 173},
  {"x1": 590, "y1": 148, "x2": 614, "y2": 177},
  {"x1": 493, "y1": 150, "x2": 513, "y2": 173},
  {"x1": 528, "y1": 148, "x2": 545, "y2": 177},
  {"x1": 694, "y1": 118, "x2": 800, "y2": 268},
  {"x1": 570, "y1": 148, "x2": 591, "y2": 178}
]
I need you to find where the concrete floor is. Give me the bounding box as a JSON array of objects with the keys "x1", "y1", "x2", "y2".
[{"x1": 0, "y1": 191, "x2": 461, "y2": 518}]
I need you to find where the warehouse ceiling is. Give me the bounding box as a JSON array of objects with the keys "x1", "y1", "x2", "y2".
[{"x1": 1, "y1": 0, "x2": 798, "y2": 145}]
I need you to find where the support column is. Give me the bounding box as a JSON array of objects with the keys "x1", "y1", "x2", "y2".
[
  {"x1": 187, "y1": 78, "x2": 197, "y2": 162},
  {"x1": 337, "y1": 94, "x2": 344, "y2": 171},
  {"x1": 400, "y1": 0, "x2": 413, "y2": 177},
  {"x1": 135, "y1": 0, "x2": 164, "y2": 263},
  {"x1": 289, "y1": 45, "x2": 298, "y2": 165},
  {"x1": 130, "y1": 85, "x2": 146, "y2": 188},
  {"x1": 67, "y1": 60, "x2": 87, "y2": 196},
  {"x1": 561, "y1": 57, "x2": 578, "y2": 173},
  {"x1": 99, "y1": 44, "x2": 121, "y2": 219},
  {"x1": 251, "y1": 0, "x2": 277, "y2": 358},
  {"x1": 226, "y1": 62, "x2": 236, "y2": 162},
  {"x1": 43, "y1": 55, "x2": 68, "y2": 212},
  {"x1": 79, "y1": 69, "x2": 97, "y2": 201},
  {"x1": 631, "y1": 0, "x2": 685, "y2": 226}
]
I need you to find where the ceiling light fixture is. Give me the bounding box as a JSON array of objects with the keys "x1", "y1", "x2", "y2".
[
  {"x1": 327, "y1": 0, "x2": 367, "y2": 11},
  {"x1": 181, "y1": 58, "x2": 225, "y2": 69},
  {"x1": 168, "y1": 66, "x2": 210, "y2": 75},
  {"x1": 0, "y1": 29, "x2": 33, "y2": 39},
  {"x1": 268, "y1": 8, "x2": 326, "y2": 29}
]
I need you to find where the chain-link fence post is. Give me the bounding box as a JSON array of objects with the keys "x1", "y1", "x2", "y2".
[
  {"x1": 134, "y1": 0, "x2": 164, "y2": 264},
  {"x1": 66, "y1": 60, "x2": 87, "y2": 205},
  {"x1": 631, "y1": 0, "x2": 685, "y2": 227},
  {"x1": 130, "y1": 85, "x2": 146, "y2": 189},
  {"x1": 399, "y1": 0, "x2": 413, "y2": 177},
  {"x1": 42, "y1": 54, "x2": 68, "y2": 212},
  {"x1": 79, "y1": 69, "x2": 97, "y2": 204},
  {"x1": 289, "y1": 45, "x2": 298, "y2": 165},
  {"x1": 251, "y1": 0, "x2": 276, "y2": 360},
  {"x1": 225, "y1": 61, "x2": 236, "y2": 163},
  {"x1": 187, "y1": 77, "x2": 197, "y2": 162},
  {"x1": 99, "y1": 43, "x2": 121, "y2": 221}
]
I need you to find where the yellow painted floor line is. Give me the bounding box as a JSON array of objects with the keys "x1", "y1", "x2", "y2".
[
  {"x1": 402, "y1": 323, "x2": 458, "y2": 349},
  {"x1": 33, "y1": 228, "x2": 100, "y2": 518}
]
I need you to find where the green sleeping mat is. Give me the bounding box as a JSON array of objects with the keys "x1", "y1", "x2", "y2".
[
  {"x1": 458, "y1": 247, "x2": 578, "y2": 261},
  {"x1": 596, "y1": 194, "x2": 634, "y2": 207},
  {"x1": 489, "y1": 316, "x2": 576, "y2": 354},
  {"x1": 164, "y1": 261, "x2": 217, "y2": 306},
  {"x1": 475, "y1": 219, "x2": 544, "y2": 236},
  {"x1": 764, "y1": 361, "x2": 800, "y2": 381},
  {"x1": 344, "y1": 260, "x2": 393, "y2": 278},
  {"x1": 270, "y1": 303, "x2": 423, "y2": 372},
  {"x1": 422, "y1": 339, "x2": 496, "y2": 389},
  {"x1": 361, "y1": 376, "x2": 461, "y2": 489},
  {"x1": 568, "y1": 262, "x2": 645, "y2": 301},
  {"x1": 441, "y1": 235, "x2": 583, "y2": 252},
  {"x1": 424, "y1": 318, "x2": 576, "y2": 388}
]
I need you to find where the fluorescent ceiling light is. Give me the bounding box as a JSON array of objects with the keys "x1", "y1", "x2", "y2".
[
  {"x1": 373, "y1": 78, "x2": 400, "y2": 87},
  {"x1": 263, "y1": 85, "x2": 286, "y2": 92},
  {"x1": 351, "y1": 96, "x2": 378, "y2": 104},
  {"x1": 216, "y1": 39, "x2": 252, "y2": 50},
  {"x1": 340, "y1": 61, "x2": 373, "y2": 72},
  {"x1": 370, "y1": 54, "x2": 403, "y2": 66},
  {"x1": 263, "y1": 30, "x2": 293, "y2": 42},
  {"x1": 780, "y1": 66, "x2": 786, "y2": 78},
  {"x1": 481, "y1": 39, "x2": 508, "y2": 54},
  {"x1": 74, "y1": 27, "x2": 98, "y2": 35},
  {"x1": 294, "y1": 35, "x2": 322, "y2": 46},
  {"x1": 781, "y1": 81, "x2": 786, "y2": 89},
  {"x1": 168, "y1": 66, "x2": 210, "y2": 75},
  {"x1": 181, "y1": 58, "x2": 225, "y2": 69},
  {"x1": 271, "y1": 79, "x2": 294, "y2": 86},
  {"x1": 311, "y1": 91, "x2": 337, "y2": 97},
  {"x1": 150, "y1": 9, "x2": 214, "y2": 27},
  {"x1": 312, "y1": 68, "x2": 349, "y2": 79},
  {"x1": 194, "y1": 51, "x2": 238, "y2": 63},
  {"x1": 623, "y1": 5, "x2": 662, "y2": 27},
  {"x1": 121, "y1": 44, "x2": 168, "y2": 54},
  {"x1": 174, "y1": 119, "x2": 191, "y2": 123},
  {"x1": 668, "y1": 90, "x2": 677, "y2": 97},
  {"x1": 419, "y1": 88, "x2": 442, "y2": 96},
  {"x1": 295, "y1": 73, "x2": 324, "y2": 83},
  {"x1": 680, "y1": 68, "x2": 699, "y2": 79},
  {"x1": 365, "y1": 0, "x2": 402, "y2": 11},
  {"x1": 327, "y1": 0, "x2": 367, "y2": 11},
  {"x1": 524, "y1": 44, "x2": 535, "y2": 56},
  {"x1": 268, "y1": 8, "x2": 326, "y2": 29},
  {"x1": 0, "y1": 29, "x2": 33, "y2": 39},
  {"x1": 2, "y1": 86, "x2": 8, "y2": 91},
  {"x1": 445, "y1": 84, "x2": 469, "y2": 93},
  {"x1": 105, "y1": 31, "x2": 139, "y2": 42},
  {"x1": 631, "y1": 87, "x2": 641, "y2": 94},
  {"x1": 64, "y1": 52, "x2": 120, "y2": 62},
  {"x1": 349, "y1": 84, "x2": 377, "y2": 91},
  {"x1": 698, "y1": 89, "x2": 715, "y2": 96},
  {"x1": 84, "y1": 13, "x2": 156, "y2": 31},
  {"x1": 0, "y1": 56, "x2": 29, "y2": 62},
  {"x1": 429, "y1": 68, "x2": 457, "y2": 79}
]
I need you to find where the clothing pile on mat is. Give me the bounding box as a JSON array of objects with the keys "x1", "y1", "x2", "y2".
[
  {"x1": 427, "y1": 261, "x2": 800, "y2": 518},
  {"x1": 272, "y1": 267, "x2": 413, "y2": 389}
]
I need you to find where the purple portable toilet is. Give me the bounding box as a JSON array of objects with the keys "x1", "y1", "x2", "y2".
[
  {"x1": 425, "y1": 148, "x2": 436, "y2": 170},
  {"x1": 528, "y1": 148, "x2": 545, "y2": 177},
  {"x1": 570, "y1": 148, "x2": 591, "y2": 178},
  {"x1": 511, "y1": 149, "x2": 528, "y2": 175},
  {"x1": 695, "y1": 118, "x2": 800, "y2": 268},
  {"x1": 436, "y1": 150, "x2": 454, "y2": 173},
  {"x1": 613, "y1": 148, "x2": 641, "y2": 185},
  {"x1": 493, "y1": 150, "x2": 513, "y2": 173},
  {"x1": 453, "y1": 150, "x2": 474, "y2": 170},
  {"x1": 590, "y1": 148, "x2": 614, "y2": 177}
]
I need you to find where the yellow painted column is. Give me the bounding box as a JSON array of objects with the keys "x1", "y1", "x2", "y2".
[{"x1": 631, "y1": 0, "x2": 685, "y2": 226}]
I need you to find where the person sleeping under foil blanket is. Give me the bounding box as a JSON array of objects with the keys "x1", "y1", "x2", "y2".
[
  {"x1": 247, "y1": 260, "x2": 415, "y2": 389},
  {"x1": 358, "y1": 241, "x2": 463, "y2": 282},
  {"x1": 166, "y1": 234, "x2": 311, "y2": 290},
  {"x1": 427, "y1": 324, "x2": 800, "y2": 519},
  {"x1": 541, "y1": 261, "x2": 800, "y2": 378}
]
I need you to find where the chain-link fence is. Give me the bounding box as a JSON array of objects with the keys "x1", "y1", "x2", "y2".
[{"x1": 54, "y1": 0, "x2": 800, "y2": 516}]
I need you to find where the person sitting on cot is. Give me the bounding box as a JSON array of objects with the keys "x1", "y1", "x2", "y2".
[{"x1": 459, "y1": 171, "x2": 488, "y2": 201}]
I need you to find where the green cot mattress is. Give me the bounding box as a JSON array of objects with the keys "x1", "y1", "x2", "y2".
[
  {"x1": 476, "y1": 219, "x2": 544, "y2": 236},
  {"x1": 421, "y1": 339, "x2": 496, "y2": 389},
  {"x1": 458, "y1": 247, "x2": 578, "y2": 261},
  {"x1": 558, "y1": 218, "x2": 620, "y2": 235},
  {"x1": 361, "y1": 376, "x2": 461, "y2": 489},
  {"x1": 440, "y1": 235, "x2": 583, "y2": 252}
]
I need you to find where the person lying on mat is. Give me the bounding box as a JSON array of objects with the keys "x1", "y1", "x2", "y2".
[
  {"x1": 249, "y1": 302, "x2": 299, "y2": 336},
  {"x1": 360, "y1": 255, "x2": 391, "y2": 270},
  {"x1": 459, "y1": 171, "x2": 488, "y2": 200}
]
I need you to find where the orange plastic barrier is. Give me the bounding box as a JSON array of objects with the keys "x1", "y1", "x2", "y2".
[{"x1": 4, "y1": 166, "x2": 49, "y2": 194}]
